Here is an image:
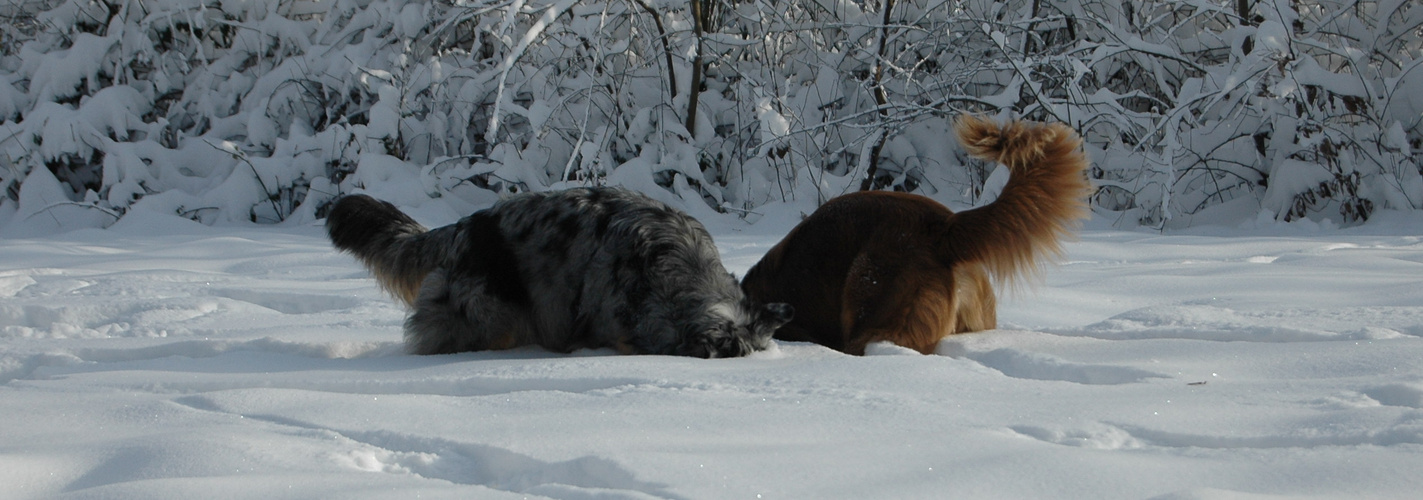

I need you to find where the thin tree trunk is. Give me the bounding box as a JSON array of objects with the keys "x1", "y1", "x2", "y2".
[
  {"x1": 632, "y1": 0, "x2": 678, "y2": 98},
  {"x1": 859, "y1": 0, "x2": 896, "y2": 191},
  {"x1": 1024, "y1": 0, "x2": 1042, "y2": 54},
  {"x1": 685, "y1": 0, "x2": 706, "y2": 137}
]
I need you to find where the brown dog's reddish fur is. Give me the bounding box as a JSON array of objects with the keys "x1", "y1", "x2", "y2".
[{"x1": 740, "y1": 116, "x2": 1092, "y2": 354}]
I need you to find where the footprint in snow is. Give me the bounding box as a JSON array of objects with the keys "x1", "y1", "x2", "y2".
[
  {"x1": 1009, "y1": 423, "x2": 1145, "y2": 450},
  {"x1": 960, "y1": 348, "x2": 1167, "y2": 385},
  {"x1": 175, "y1": 396, "x2": 683, "y2": 499},
  {"x1": 1016, "y1": 420, "x2": 1423, "y2": 451},
  {"x1": 1361, "y1": 383, "x2": 1423, "y2": 409},
  {"x1": 207, "y1": 288, "x2": 363, "y2": 314},
  {"x1": 338, "y1": 429, "x2": 682, "y2": 499}
]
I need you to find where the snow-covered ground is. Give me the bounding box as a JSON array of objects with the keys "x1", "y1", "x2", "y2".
[{"x1": 3, "y1": 210, "x2": 1423, "y2": 499}]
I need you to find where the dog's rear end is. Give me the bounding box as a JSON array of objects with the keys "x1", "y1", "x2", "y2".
[
  {"x1": 741, "y1": 117, "x2": 1091, "y2": 354},
  {"x1": 326, "y1": 195, "x2": 455, "y2": 308}
]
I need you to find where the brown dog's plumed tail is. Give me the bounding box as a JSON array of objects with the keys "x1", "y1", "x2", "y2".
[
  {"x1": 326, "y1": 195, "x2": 456, "y2": 308},
  {"x1": 946, "y1": 115, "x2": 1093, "y2": 289}
]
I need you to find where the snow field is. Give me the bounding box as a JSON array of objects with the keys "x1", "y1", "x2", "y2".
[{"x1": 2, "y1": 211, "x2": 1423, "y2": 498}]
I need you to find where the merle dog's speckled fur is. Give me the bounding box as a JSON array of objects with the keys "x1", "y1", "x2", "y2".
[{"x1": 326, "y1": 187, "x2": 792, "y2": 358}]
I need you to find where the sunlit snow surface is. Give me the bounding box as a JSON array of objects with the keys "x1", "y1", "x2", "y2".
[{"x1": 3, "y1": 212, "x2": 1423, "y2": 499}]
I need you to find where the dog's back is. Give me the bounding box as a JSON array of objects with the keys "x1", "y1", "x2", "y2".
[
  {"x1": 329, "y1": 187, "x2": 791, "y2": 357},
  {"x1": 741, "y1": 117, "x2": 1091, "y2": 354},
  {"x1": 491, "y1": 188, "x2": 740, "y2": 354}
]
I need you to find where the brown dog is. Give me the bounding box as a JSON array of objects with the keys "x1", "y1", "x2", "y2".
[{"x1": 740, "y1": 116, "x2": 1092, "y2": 354}]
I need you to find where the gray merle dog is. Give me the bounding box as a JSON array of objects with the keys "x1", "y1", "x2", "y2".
[{"x1": 326, "y1": 187, "x2": 793, "y2": 358}]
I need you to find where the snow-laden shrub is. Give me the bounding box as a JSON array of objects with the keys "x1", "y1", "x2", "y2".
[
  {"x1": 0, "y1": 0, "x2": 1418, "y2": 233},
  {"x1": 1043, "y1": 0, "x2": 1423, "y2": 227}
]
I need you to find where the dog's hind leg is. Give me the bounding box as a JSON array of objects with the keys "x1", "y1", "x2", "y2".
[
  {"x1": 951, "y1": 264, "x2": 996, "y2": 334},
  {"x1": 404, "y1": 269, "x2": 535, "y2": 354},
  {"x1": 841, "y1": 259, "x2": 959, "y2": 355}
]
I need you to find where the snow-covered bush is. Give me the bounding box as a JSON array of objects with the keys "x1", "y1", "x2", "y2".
[
  {"x1": 0, "y1": 0, "x2": 1418, "y2": 234},
  {"x1": 1061, "y1": 0, "x2": 1423, "y2": 227}
]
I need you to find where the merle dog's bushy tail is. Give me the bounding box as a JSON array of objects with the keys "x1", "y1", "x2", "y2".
[{"x1": 326, "y1": 195, "x2": 455, "y2": 307}]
